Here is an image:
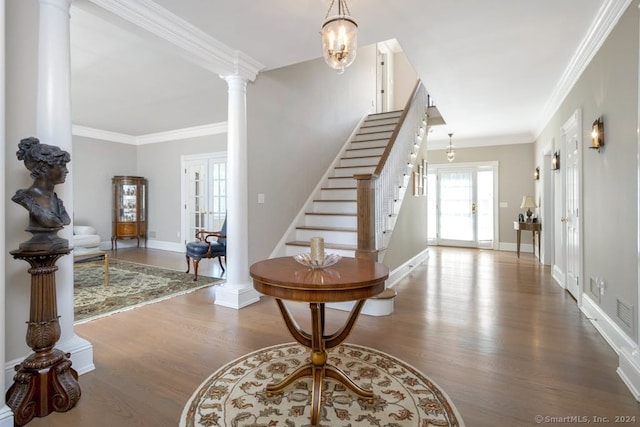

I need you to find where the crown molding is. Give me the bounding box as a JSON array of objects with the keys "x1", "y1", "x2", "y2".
[
  {"x1": 88, "y1": 0, "x2": 264, "y2": 81},
  {"x1": 72, "y1": 125, "x2": 137, "y2": 144},
  {"x1": 535, "y1": 0, "x2": 632, "y2": 137},
  {"x1": 72, "y1": 122, "x2": 228, "y2": 145}
]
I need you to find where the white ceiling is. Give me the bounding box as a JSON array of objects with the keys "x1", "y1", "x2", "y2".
[{"x1": 70, "y1": 0, "x2": 620, "y2": 148}]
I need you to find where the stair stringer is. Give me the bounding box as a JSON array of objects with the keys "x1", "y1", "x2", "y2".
[{"x1": 268, "y1": 113, "x2": 369, "y2": 259}]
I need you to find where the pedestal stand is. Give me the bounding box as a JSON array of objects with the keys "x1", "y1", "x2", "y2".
[{"x1": 6, "y1": 248, "x2": 81, "y2": 426}]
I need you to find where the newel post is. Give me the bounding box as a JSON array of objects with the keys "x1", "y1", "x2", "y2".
[{"x1": 354, "y1": 173, "x2": 378, "y2": 262}]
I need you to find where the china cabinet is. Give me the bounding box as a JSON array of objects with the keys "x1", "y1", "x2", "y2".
[{"x1": 111, "y1": 176, "x2": 147, "y2": 249}]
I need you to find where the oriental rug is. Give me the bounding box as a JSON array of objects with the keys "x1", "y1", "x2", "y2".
[
  {"x1": 74, "y1": 259, "x2": 222, "y2": 323},
  {"x1": 180, "y1": 342, "x2": 464, "y2": 427}
]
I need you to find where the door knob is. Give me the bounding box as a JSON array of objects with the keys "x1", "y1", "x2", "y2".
[
  {"x1": 560, "y1": 216, "x2": 568, "y2": 222},
  {"x1": 471, "y1": 203, "x2": 476, "y2": 214}
]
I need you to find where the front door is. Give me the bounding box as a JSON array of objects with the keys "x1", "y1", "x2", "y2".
[
  {"x1": 428, "y1": 162, "x2": 497, "y2": 249},
  {"x1": 181, "y1": 153, "x2": 227, "y2": 244}
]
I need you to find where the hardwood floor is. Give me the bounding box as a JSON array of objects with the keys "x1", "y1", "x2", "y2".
[{"x1": 26, "y1": 247, "x2": 639, "y2": 426}]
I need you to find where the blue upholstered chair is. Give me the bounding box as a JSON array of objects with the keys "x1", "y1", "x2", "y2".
[{"x1": 185, "y1": 216, "x2": 226, "y2": 281}]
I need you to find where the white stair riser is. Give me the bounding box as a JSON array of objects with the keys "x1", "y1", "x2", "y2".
[
  {"x1": 304, "y1": 215, "x2": 357, "y2": 228},
  {"x1": 363, "y1": 117, "x2": 400, "y2": 127},
  {"x1": 296, "y1": 229, "x2": 356, "y2": 245},
  {"x1": 313, "y1": 201, "x2": 356, "y2": 214},
  {"x1": 368, "y1": 111, "x2": 402, "y2": 120},
  {"x1": 326, "y1": 177, "x2": 356, "y2": 188},
  {"x1": 358, "y1": 124, "x2": 396, "y2": 134},
  {"x1": 349, "y1": 140, "x2": 389, "y2": 150},
  {"x1": 333, "y1": 165, "x2": 376, "y2": 177},
  {"x1": 353, "y1": 131, "x2": 393, "y2": 141},
  {"x1": 344, "y1": 147, "x2": 385, "y2": 158},
  {"x1": 285, "y1": 245, "x2": 356, "y2": 258},
  {"x1": 320, "y1": 188, "x2": 356, "y2": 200},
  {"x1": 339, "y1": 156, "x2": 380, "y2": 167}
]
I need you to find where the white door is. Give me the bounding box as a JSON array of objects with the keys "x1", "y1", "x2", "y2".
[
  {"x1": 562, "y1": 112, "x2": 582, "y2": 300},
  {"x1": 182, "y1": 153, "x2": 227, "y2": 244},
  {"x1": 428, "y1": 163, "x2": 497, "y2": 249}
]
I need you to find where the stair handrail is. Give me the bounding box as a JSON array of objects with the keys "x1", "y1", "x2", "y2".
[{"x1": 356, "y1": 80, "x2": 428, "y2": 261}]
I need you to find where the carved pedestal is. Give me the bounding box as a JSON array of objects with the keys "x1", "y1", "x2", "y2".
[{"x1": 6, "y1": 248, "x2": 81, "y2": 426}]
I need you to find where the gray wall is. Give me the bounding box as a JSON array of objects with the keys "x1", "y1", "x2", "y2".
[
  {"x1": 72, "y1": 137, "x2": 137, "y2": 243},
  {"x1": 428, "y1": 143, "x2": 536, "y2": 245},
  {"x1": 246, "y1": 45, "x2": 378, "y2": 264},
  {"x1": 535, "y1": 4, "x2": 638, "y2": 339},
  {"x1": 136, "y1": 134, "x2": 227, "y2": 245}
]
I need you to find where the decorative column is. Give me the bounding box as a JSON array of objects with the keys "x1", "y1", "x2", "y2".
[
  {"x1": 6, "y1": 249, "x2": 81, "y2": 426},
  {"x1": 36, "y1": 0, "x2": 94, "y2": 371},
  {"x1": 215, "y1": 75, "x2": 260, "y2": 309}
]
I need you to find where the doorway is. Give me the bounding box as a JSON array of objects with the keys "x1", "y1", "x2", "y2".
[
  {"x1": 560, "y1": 110, "x2": 583, "y2": 301},
  {"x1": 181, "y1": 153, "x2": 227, "y2": 245},
  {"x1": 427, "y1": 162, "x2": 498, "y2": 249}
]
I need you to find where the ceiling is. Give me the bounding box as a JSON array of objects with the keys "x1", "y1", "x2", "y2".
[{"x1": 70, "y1": 0, "x2": 619, "y2": 149}]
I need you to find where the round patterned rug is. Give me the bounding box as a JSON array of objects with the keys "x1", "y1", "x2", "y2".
[{"x1": 180, "y1": 342, "x2": 464, "y2": 427}]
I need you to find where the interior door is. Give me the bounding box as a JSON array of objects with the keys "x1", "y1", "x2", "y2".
[
  {"x1": 182, "y1": 153, "x2": 227, "y2": 244},
  {"x1": 563, "y1": 113, "x2": 581, "y2": 300}
]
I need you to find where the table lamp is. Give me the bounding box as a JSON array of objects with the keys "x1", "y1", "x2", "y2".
[{"x1": 520, "y1": 196, "x2": 537, "y2": 222}]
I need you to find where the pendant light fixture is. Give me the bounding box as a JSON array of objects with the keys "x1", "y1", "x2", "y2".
[
  {"x1": 446, "y1": 133, "x2": 456, "y2": 162},
  {"x1": 321, "y1": 0, "x2": 358, "y2": 74}
]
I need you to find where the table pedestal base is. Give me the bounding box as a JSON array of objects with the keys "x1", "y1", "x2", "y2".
[{"x1": 267, "y1": 300, "x2": 373, "y2": 426}]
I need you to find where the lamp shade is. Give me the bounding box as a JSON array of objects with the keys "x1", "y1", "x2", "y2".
[{"x1": 520, "y1": 196, "x2": 537, "y2": 209}]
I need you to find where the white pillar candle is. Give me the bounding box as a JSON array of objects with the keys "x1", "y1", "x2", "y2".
[{"x1": 310, "y1": 237, "x2": 325, "y2": 263}]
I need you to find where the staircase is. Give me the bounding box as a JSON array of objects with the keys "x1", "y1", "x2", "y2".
[{"x1": 284, "y1": 110, "x2": 404, "y2": 259}]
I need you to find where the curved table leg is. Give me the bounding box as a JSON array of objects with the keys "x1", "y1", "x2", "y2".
[{"x1": 268, "y1": 300, "x2": 372, "y2": 426}]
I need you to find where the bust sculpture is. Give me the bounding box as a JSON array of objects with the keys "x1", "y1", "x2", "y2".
[{"x1": 12, "y1": 137, "x2": 71, "y2": 251}]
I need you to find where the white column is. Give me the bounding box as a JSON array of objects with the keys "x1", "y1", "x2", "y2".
[
  {"x1": 0, "y1": 0, "x2": 13, "y2": 424},
  {"x1": 36, "y1": 0, "x2": 94, "y2": 374},
  {"x1": 215, "y1": 75, "x2": 260, "y2": 309}
]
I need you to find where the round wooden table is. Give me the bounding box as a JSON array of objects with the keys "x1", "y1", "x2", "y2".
[{"x1": 250, "y1": 256, "x2": 389, "y2": 426}]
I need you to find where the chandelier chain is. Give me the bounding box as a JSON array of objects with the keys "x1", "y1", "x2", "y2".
[{"x1": 324, "y1": 0, "x2": 351, "y2": 20}]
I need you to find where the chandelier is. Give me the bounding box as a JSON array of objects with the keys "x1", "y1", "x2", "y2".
[
  {"x1": 321, "y1": 0, "x2": 358, "y2": 74},
  {"x1": 446, "y1": 133, "x2": 456, "y2": 162}
]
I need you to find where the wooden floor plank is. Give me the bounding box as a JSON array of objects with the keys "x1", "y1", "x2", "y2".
[{"x1": 22, "y1": 246, "x2": 639, "y2": 427}]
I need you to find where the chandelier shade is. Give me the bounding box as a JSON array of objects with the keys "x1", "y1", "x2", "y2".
[
  {"x1": 321, "y1": 0, "x2": 358, "y2": 74},
  {"x1": 446, "y1": 133, "x2": 455, "y2": 162}
]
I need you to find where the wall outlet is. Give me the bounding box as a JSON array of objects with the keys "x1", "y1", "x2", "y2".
[
  {"x1": 258, "y1": 193, "x2": 265, "y2": 204},
  {"x1": 500, "y1": 202, "x2": 508, "y2": 208},
  {"x1": 149, "y1": 231, "x2": 157, "y2": 238}
]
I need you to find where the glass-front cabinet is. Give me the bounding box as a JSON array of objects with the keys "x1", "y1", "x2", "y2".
[{"x1": 111, "y1": 176, "x2": 147, "y2": 249}]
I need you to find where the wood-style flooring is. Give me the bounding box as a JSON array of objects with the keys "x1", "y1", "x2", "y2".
[{"x1": 25, "y1": 246, "x2": 639, "y2": 426}]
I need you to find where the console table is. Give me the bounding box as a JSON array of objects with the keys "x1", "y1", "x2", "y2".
[
  {"x1": 514, "y1": 221, "x2": 541, "y2": 258},
  {"x1": 250, "y1": 256, "x2": 388, "y2": 426}
]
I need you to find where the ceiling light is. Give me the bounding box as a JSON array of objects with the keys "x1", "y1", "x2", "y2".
[
  {"x1": 321, "y1": 0, "x2": 358, "y2": 74},
  {"x1": 446, "y1": 133, "x2": 456, "y2": 162}
]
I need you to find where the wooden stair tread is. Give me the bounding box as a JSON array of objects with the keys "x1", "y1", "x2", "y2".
[
  {"x1": 334, "y1": 165, "x2": 377, "y2": 169},
  {"x1": 286, "y1": 241, "x2": 356, "y2": 250},
  {"x1": 321, "y1": 187, "x2": 356, "y2": 190},
  {"x1": 296, "y1": 226, "x2": 356, "y2": 232},
  {"x1": 313, "y1": 199, "x2": 356, "y2": 202},
  {"x1": 371, "y1": 288, "x2": 397, "y2": 299},
  {"x1": 340, "y1": 155, "x2": 381, "y2": 160},
  {"x1": 304, "y1": 212, "x2": 356, "y2": 216}
]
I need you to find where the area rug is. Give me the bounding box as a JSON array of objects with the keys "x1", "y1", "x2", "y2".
[
  {"x1": 180, "y1": 342, "x2": 464, "y2": 427},
  {"x1": 74, "y1": 259, "x2": 223, "y2": 323}
]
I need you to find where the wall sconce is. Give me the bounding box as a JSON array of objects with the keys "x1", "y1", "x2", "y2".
[
  {"x1": 590, "y1": 117, "x2": 604, "y2": 151},
  {"x1": 534, "y1": 167, "x2": 540, "y2": 180},
  {"x1": 551, "y1": 151, "x2": 560, "y2": 170}
]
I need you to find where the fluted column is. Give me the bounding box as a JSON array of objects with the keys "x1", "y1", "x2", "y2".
[
  {"x1": 36, "y1": 0, "x2": 94, "y2": 372},
  {"x1": 214, "y1": 75, "x2": 260, "y2": 309}
]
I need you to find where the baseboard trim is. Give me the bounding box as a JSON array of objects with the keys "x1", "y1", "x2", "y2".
[
  {"x1": 328, "y1": 248, "x2": 430, "y2": 316},
  {"x1": 5, "y1": 334, "x2": 94, "y2": 394},
  {"x1": 0, "y1": 406, "x2": 13, "y2": 427},
  {"x1": 215, "y1": 284, "x2": 260, "y2": 309},
  {"x1": 102, "y1": 239, "x2": 185, "y2": 253},
  {"x1": 581, "y1": 294, "x2": 640, "y2": 401}
]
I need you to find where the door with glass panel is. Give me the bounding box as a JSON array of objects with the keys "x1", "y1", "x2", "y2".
[
  {"x1": 427, "y1": 163, "x2": 496, "y2": 248},
  {"x1": 182, "y1": 153, "x2": 227, "y2": 245}
]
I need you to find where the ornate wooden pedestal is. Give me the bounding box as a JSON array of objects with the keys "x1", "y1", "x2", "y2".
[{"x1": 6, "y1": 248, "x2": 81, "y2": 426}]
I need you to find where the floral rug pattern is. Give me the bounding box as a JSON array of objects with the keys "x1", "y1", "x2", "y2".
[
  {"x1": 181, "y1": 342, "x2": 464, "y2": 427},
  {"x1": 74, "y1": 259, "x2": 222, "y2": 323}
]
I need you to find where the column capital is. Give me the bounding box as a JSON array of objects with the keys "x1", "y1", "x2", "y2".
[
  {"x1": 222, "y1": 74, "x2": 249, "y2": 91},
  {"x1": 38, "y1": 0, "x2": 72, "y2": 11}
]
